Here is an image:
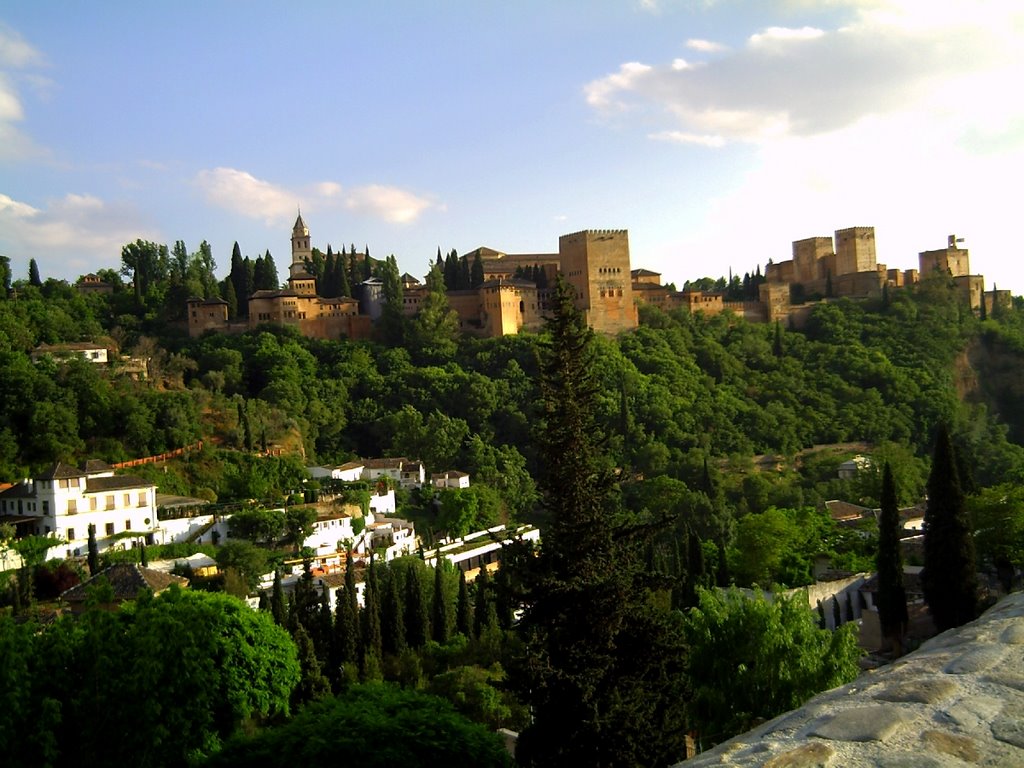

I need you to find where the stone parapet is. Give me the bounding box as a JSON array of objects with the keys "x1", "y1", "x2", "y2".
[{"x1": 678, "y1": 592, "x2": 1024, "y2": 767}]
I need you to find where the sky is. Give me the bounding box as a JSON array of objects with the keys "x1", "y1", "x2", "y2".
[{"x1": 2, "y1": 1, "x2": 1023, "y2": 293}]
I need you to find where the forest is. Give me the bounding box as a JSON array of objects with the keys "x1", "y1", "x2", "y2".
[{"x1": 2, "y1": 249, "x2": 1024, "y2": 765}]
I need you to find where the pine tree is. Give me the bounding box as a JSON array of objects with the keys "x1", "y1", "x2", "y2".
[
  {"x1": 87, "y1": 523, "x2": 99, "y2": 576},
  {"x1": 271, "y1": 569, "x2": 288, "y2": 626},
  {"x1": 471, "y1": 252, "x2": 485, "y2": 288},
  {"x1": 876, "y1": 462, "x2": 908, "y2": 652},
  {"x1": 292, "y1": 624, "x2": 332, "y2": 707},
  {"x1": 360, "y1": 557, "x2": 383, "y2": 679},
  {"x1": 455, "y1": 568, "x2": 472, "y2": 637},
  {"x1": 507, "y1": 276, "x2": 689, "y2": 767},
  {"x1": 381, "y1": 566, "x2": 406, "y2": 656},
  {"x1": 432, "y1": 561, "x2": 450, "y2": 644},
  {"x1": 404, "y1": 564, "x2": 428, "y2": 649},
  {"x1": 472, "y1": 565, "x2": 497, "y2": 638},
  {"x1": 28, "y1": 258, "x2": 41, "y2": 287},
  {"x1": 922, "y1": 423, "x2": 978, "y2": 631}
]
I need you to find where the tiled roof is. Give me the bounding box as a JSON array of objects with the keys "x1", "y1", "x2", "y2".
[
  {"x1": 38, "y1": 462, "x2": 87, "y2": 480},
  {"x1": 82, "y1": 459, "x2": 113, "y2": 473},
  {"x1": 85, "y1": 474, "x2": 152, "y2": 492},
  {"x1": 62, "y1": 563, "x2": 189, "y2": 602},
  {"x1": 364, "y1": 457, "x2": 405, "y2": 470}
]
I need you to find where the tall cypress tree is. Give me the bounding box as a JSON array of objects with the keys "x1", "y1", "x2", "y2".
[
  {"x1": 472, "y1": 566, "x2": 497, "y2": 638},
  {"x1": 922, "y1": 423, "x2": 978, "y2": 631},
  {"x1": 876, "y1": 462, "x2": 908, "y2": 652},
  {"x1": 381, "y1": 566, "x2": 406, "y2": 656},
  {"x1": 455, "y1": 568, "x2": 472, "y2": 638},
  {"x1": 404, "y1": 564, "x2": 428, "y2": 649},
  {"x1": 507, "y1": 276, "x2": 689, "y2": 767},
  {"x1": 271, "y1": 569, "x2": 287, "y2": 627},
  {"x1": 431, "y1": 561, "x2": 451, "y2": 643},
  {"x1": 28, "y1": 258, "x2": 42, "y2": 287},
  {"x1": 360, "y1": 557, "x2": 383, "y2": 680},
  {"x1": 87, "y1": 523, "x2": 99, "y2": 576}
]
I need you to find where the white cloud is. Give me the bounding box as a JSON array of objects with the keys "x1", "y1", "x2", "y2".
[
  {"x1": 748, "y1": 26, "x2": 825, "y2": 48},
  {"x1": 686, "y1": 38, "x2": 727, "y2": 53},
  {"x1": 195, "y1": 168, "x2": 296, "y2": 225},
  {"x1": 584, "y1": 62, "x2": 653, "y2": 109},
  {"x1": 0, "y1": 25, "x2": 49, "y2": 162},
  {"x1": 0, "y1": 193, "x2": 161, "y2": 276},
  {"x1": 0, "y1": 23, "x2": 43, "y2": 68},
  {"x1": 344, "y1": 185, "x2": 432, "y2": 224},
  {"x1": 649, "y1": 130, "x2": 726, "y2": 148},
  {"x1": 195, "y1": 167, "x2": 435, "y2": 226},
  {"x1": 584, "y1": 2, "x2": 1024, "y2": 146}
]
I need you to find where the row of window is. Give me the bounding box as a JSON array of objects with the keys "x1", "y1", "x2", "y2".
[
  {"x1": 67, "y1": 492, "x2": 148, "y2": 514},
  {"x1": 599, "y1": 289, "x2": 625, "y2": 298},
  {"x1": 64, "y1": 520, "x2": 134, "y2": 541}
]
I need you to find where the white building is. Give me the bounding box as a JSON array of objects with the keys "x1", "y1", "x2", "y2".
[
  {"x1": 361, "y1": 457, "x2": 426, "y2": 489},
  {"x1": 307, "y1": 460, "x2": 365, "y2": 482},
  {"x1": 0, "y1": 460, "x2": 159, "y2": 560},
  {"x1": 431, "y1": 470, "x2": 471, "y2": 489}
]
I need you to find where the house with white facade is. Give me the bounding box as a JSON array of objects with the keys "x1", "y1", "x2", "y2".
[
  {"x1": 0, "y1": 460, "x2": 159, "y2": 560},
  {"x1": 431, "y1": 470, "x2": 471, "y2": 489},
  {"x1": 31, "y1": 342, "x2": 109, "y2": 365},
  {"x1": 307, "y1": 460, "x2": 365, "y2": 482},
  {"x1": 361, "y1": 457, "x2": 425, "y2": 489}
]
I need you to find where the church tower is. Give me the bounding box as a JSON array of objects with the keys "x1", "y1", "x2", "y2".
[{"x1": 290, "y1": 211, "x2": 313, "y2": 278}]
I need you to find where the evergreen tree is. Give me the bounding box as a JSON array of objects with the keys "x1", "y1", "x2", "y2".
[
  {"x1": 409, "y1": 263, "x2": 458, "y2": 362},
  {"x1": 360, "y1": 557, "x2": 383, "y2": 679},
  {"x1": 322, "y1": 247, "x2": 337, "y2": 298},
  {"x1": 432, "y1": 560, "x2": 450, "y2": 644},
  {"x1": 381, "y1": 566, "x2": 406, "y2": 656},
  {"x1": 716, "y1": 537, "x2": 730, "y2": 587},
  {"x1": 404, "y1": 564, "x2": 428, "y2": 649},
  {"x1": 140, "y1": 545, "x2": 148, "y2": 567},
  {"x1": 772, "y1": 321, "x2": 784, "y2": 357},
  {"x1": 493, "y1": 558, "x2": 516, "y2": 630},
  {"x1": 507, "y1": 276, "x2": 689, "y2": 767},
  {"x1": 28, "y1": 258, "x2": 41, "y2": 287},
  {"x1": 471, "y1": 252, "x2": 485, "y2": 288},
  {"x1": 876, "y1": 462, "x2": 908, "y2": 652},
  {"x1": 331, "y1": 556, "x2": 359, "y2": 680},
  {"x1": 87, "y1": 523, "x2": 99, "y2": 576},
  {"x1": 832, "y1": 595, "x2": 842, "y2": 628},
  {"x1": 292, "y1": 624, "x2": 332, "y2": 708},
  {"x1": 455, "y1": 568, "x2": 472, "y2": 637},
  {"x1": 922, "y1": 423, "x2": 978, "y2": 631},
  {"x1": 472, "y1": 565, "x2": 497, "y2": 638},
  {"x1": 271, "y1": 569, "x2": 288, "y2": 627},
  {"x1": 458, "y1": 254, "x2": 471, "y2": 290},
  {"x1": 444, "y1": 250, "x2": 459, "y2": 291},
  {"x1": 378, "y1": 254, "x2": 406, "y2": 346},
  {"x1": 338, "y1": 248, "x2": 352, "y2": 298},
  {"x1": 224, "y1": 279, "x2": 238, "y2": 321}
]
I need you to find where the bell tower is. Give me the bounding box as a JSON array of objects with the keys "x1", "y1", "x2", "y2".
[{"x1": 290, "y1": 210, "x2": 312, "y2": 278}]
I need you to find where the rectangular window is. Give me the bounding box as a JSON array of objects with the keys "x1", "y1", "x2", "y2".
[
  {"x1": 125, "y1": 519, "x2": 131, "y2": 531},
  {"x1": 105, "y1": 522, "x2": 115, "y2": 536},
  {"x1": 124, "y1": 493, "x2": 131, "y2": 507},
  {"x1": 42, "y1": 500, "x2": 49, "y2": 513},
  {"x1": 67, "y1": 527, "x2": 75, "y2": 541},
  {"x1": 138, "y1": 493, "x2": 147, "y2": 507},
  {"x1": 67, "y1": 499, "x2": 77, "y2": 514},
  {"x1": 106, "y1": 495, "x2": 114, "y2": 510}
]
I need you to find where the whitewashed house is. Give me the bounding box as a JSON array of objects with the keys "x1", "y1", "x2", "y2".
[
  {"x1": 307, "y1": 460, "x2": 365, "y2": 482},
  {"x1": 431, "y1": 470, "x2": 471, "y2": 489},
  {"x1": 0, "y1": 460, "x2": 159, "y2": 560}
]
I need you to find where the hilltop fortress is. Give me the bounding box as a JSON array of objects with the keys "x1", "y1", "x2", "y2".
[
  {"x1": 187, "y1": 218, "x2": 1007, "y2": 341},
  {"x1": 188, "y1": 217, "x2": 638, "y2": 339}
]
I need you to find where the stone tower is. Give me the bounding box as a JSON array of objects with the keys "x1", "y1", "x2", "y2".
[
  {"x1": 290, "y1": 211, "x2": 312, "y2": 278},
  {"x1": 557, "y1": 230, "x2": 637, "y2": 334},
  {"x1": 834, "y1": 227, "x2": 877, "y2": 277}
]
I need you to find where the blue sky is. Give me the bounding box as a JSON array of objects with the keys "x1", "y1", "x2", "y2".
[{"x1": 2, "y1": 1, "x2": 1023, "y2": 293}]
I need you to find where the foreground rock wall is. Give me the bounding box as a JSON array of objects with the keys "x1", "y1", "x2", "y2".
[{"x1": 679, "y1": 592, "x2": 1024, "y2": 767}]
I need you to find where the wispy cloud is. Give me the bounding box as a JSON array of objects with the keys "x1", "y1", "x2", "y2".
[
  {"x1": 583, "y1": 2, "x2": 1024, "y2": 147},
  {"x1": 0, "y1": 23, "x2": 48, "y2": 162},
  {"x1": 195, "y1": 167, "x2": 435, "y2": 226},
  {"x1": 0, "y1": 192, "x2": 160, "y2": 276},
  {"x1": 685, "y1": 38, "x2": 727, "y2": 53}
]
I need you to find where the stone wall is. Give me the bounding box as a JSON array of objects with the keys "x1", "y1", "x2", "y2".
[{"x1": 677, "y1": 592, "x2": 1024, "y2": 767}]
